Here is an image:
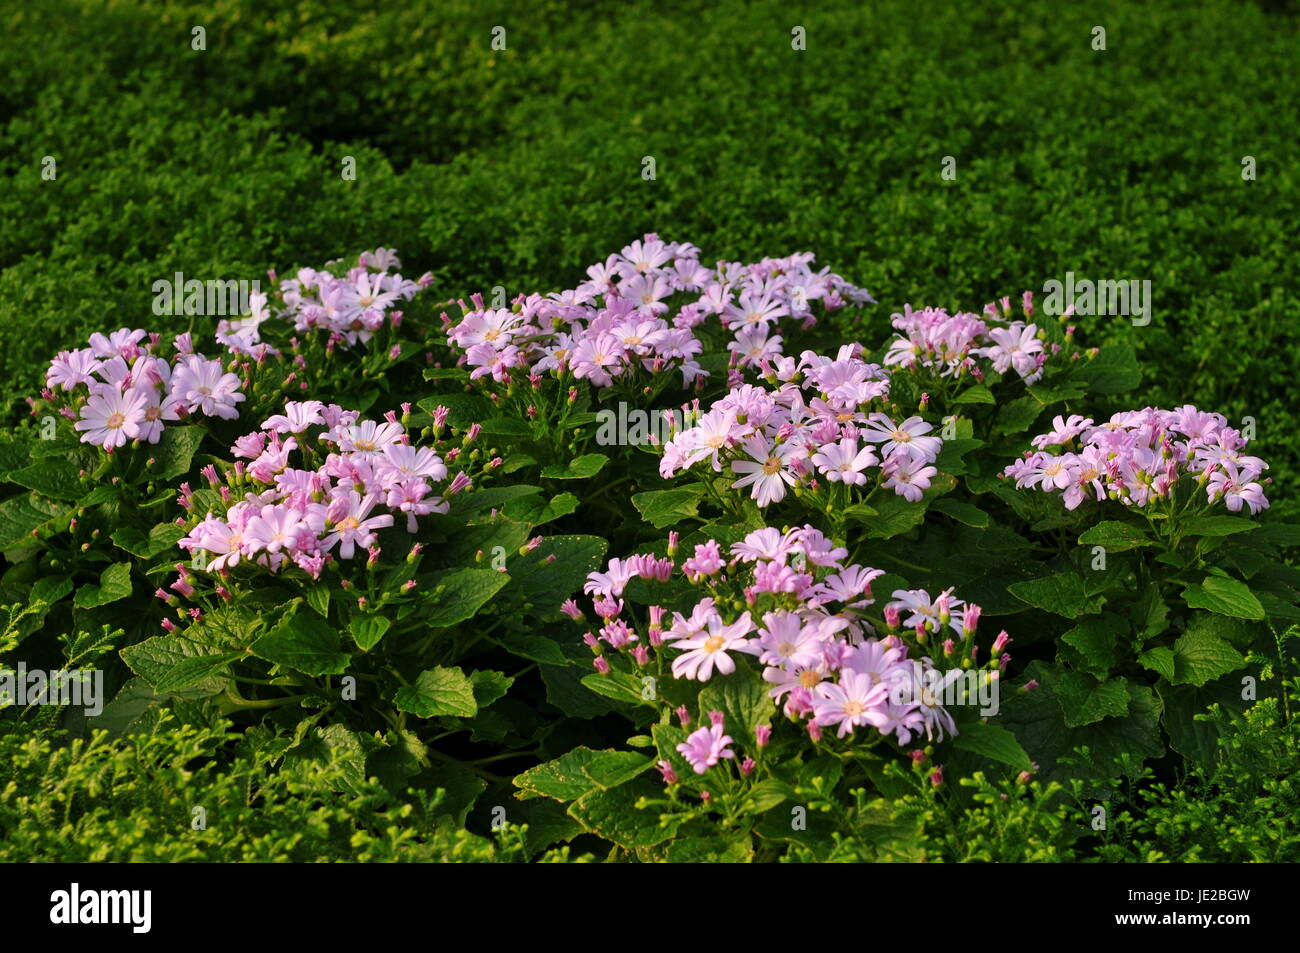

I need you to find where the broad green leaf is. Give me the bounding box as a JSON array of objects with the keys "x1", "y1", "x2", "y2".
[
  {"x1": 1058, "y1": 613, "x2": 1126, "y2": 677},
  {"x1": 393, "y1": 666, "x2": 477, "y2": 718},
  {"x1": 470, "y1": 669, "x2": 514, "y2": 708},
  {"x1": 582, "y1": 671, "x2": 654, "y2": 707},
  {"x1": 516, "y1": 746, "x2": 650, "y2": 801},
  {"x1": 0, "y1": 493, "x2": 68, "y2": 549},
  {"x1": 1170, "y1": 629, "x2": 1246, "y2": 686},
  {"x1": 448, "y1": 484, "x2": 542, "y2": 516},
  {"x1": 1137, "y1": 646, "x2": 1175, "y2": 681},
  {"x1": 952, "y1": 383, "x2": 995, "y2": 405},
  {"x1": 567, "y1": 778, "x2": 685, "y2": 848},
  {"x1": 1078, "y1": 344, "x2": 1141, "y2": 394},
  {"x1": 929, "y1": 498, "x2": 990, "y2": 528},
  {"x1": 120, "y1": 633, "x2": 234, "y2": 696},
  {"x1": 152, "y1": 426, "x2": 206, "y2": 480},
  {"x1": 6, "y1": 460, "x2": 83, "y2": 500},
  {"x1": 1078, "y1": 521, "x2": 1150, "y2": 552},
  {"x1": 1182, "y1": 515, "x2": 1259, "y2": 537},
  {"x1": 349, "y1": 614, "x2": 390, "y2": 651},
  {"x1": 1008, "y1": 572, "x2": 1103, "y2": 619},
  {"x1": 30, "y1": 575, "x2": 73, "y2": 605},
  {"x1": 950, "y1": 721, "x2": 1033, "y2": 771},
  {"x1": 502, "y1": 491, "x2": 579, "y2": 525},
  {"x1": 250, "y1": 602, "x2": 350, "y2": 676},
  {"x1": 540, "y1": 453, "x2": 608, "y2": 480},
  {"x1": 994, "y1": 396, "x2": 1044, "y2": 434},
  {"x1": 631, "y1": 487, "x2": 706, "y2": 529},
  {"x1": 1156, "y1": 675, "x2": 1249, "y2": 767},
  {"x1": 1182, "y1": 576, "x2": 1265, "y2": 620},
  {"x1": 73, "y1": 562, "x2": 133, "y2": 609},
  {"x1": 1053, "y1": 671, "x2": 1131, "y2": 727},
  {"x1": 478, "y1": 417, "x2": 532, "y2": 437},
  {"x1": 506, "y1": 535, "x2": 608, "y2": 609},
  {"x1": 419, "y1": 567, "x2": 510, "y2": 627},
  {"x1": 111, "y1": 522, "x2": 186, "y2": 559},
  {"x1": 698, "y1": 668, "x2": 773, "y2": 746}
]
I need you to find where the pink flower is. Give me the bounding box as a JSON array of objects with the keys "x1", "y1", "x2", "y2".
[
  {"x1": 676, "y1": 723, "x2": 735, "y2": 774},
  {"x1": 323, "y1": 491, "x2": 394, "y2": 559},
  {"x1": 670, "y1": 612, "x2": 759, "y2": 681},
  {"x1": 813, "y1": 670, "x2": 890, "y2": 738},
  {"x1": 811, "y1": 437, "x2": 877, "y2": 485},
  {"x1": 171, "y1": 356, "x2": 245, "y2": 419},
  {"x1": 74, "y1": 385, "x2": 148, "y2": 448}
]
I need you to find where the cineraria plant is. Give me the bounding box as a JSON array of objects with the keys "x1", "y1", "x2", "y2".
[
  {"x1": 427, "y1": 235, "x2": 876, "y2": 481},
  {"x1": 508, "y1": 524, "x2": 1026, "y2": 859}
]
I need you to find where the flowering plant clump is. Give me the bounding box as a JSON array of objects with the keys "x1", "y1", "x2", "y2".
[
  {"x1": 445, "y1": 233, "x2": 874, "y2": 388},
  {"x1": 175, "y1": 400, "x2": 473, "y2": 579},
  {"x1": 41, "y1": 328, "x2": 246, "y2": 449},
  {"x1": 885, "y1": 292, "x2": 1059, "y2": 387},
  {"x1": 1005, "y1": 405, "x2": 1270, "y2": 515},
  {"x1": 508, "y1": 524, "x2": 1015, "y2": 852},
  {"x1": 657, "y1": 345, "x2": 944, "y2": 521}
]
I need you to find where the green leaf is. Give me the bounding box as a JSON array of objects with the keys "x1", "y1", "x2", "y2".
[
  {"x1": 30, "y1": 575, "x2": 73, "y2": 606},
  {"x1": 419, "y1": 567, "x2": 510, "y2": 627},
  {"x1": 393, "y1": 666, "x2": 477, "y2": 718},
  {"x1": 1157, "y1": 675, "x2": 1249, "y2": 768},
  {"x1": 120, "y1": 634, "x2": 235, "y2": 696},
  {"x1": 349, "y1": 614, "x2": 391, "y2": 651},
  {"x1": 1137, "y1": 647, "x2": 1176, "y2": 681},
  {"x1": 303, "y1": 584, "x2": 331, "y2": 619},
  {"x1": 506, "y1": 535, "x2": 608, "y2": 609},
  {"x1": 1000, "y1": 662, "x2": 1163, "y2": 781},
  {"x1": 581, "y1": 671, "x2": 654, "y2": 707},
  {"x1": 416, "y1": 393, "x2": 492, "y2": 430},
  {"x1": 631, "y1": 487, "x2": 706, "y2": 529},
  {"x1": 1078, "y1": 344, "x2": 1141, "y2": 394},
  {"x1": 929, "y1": 498, "x2": 989, "y2": 528},
  {"x1": 152, "y1": 426, "x2": 206, "y2": 480},
  {"x1": 540, "y1": 453, "x2": 608, "y2": 480},
  {"x1": 1007, "y1": 572, "x2": 1103, "y2": 619},
  {"x1": 478, "y1": 417, "x2": 532, "y2": 437},
  {"x1": 994, "y1": 396, "x2": 1044, "y2": 434},
  {"x1": 111, "y1": 522, "x2": 186, "y2": 559},
  {"x1": 1170, "y1": 630, "x2": 1246, "y2": 687},
  {"x1": 950, "y1": 722, "x2": 1033, "y2": 772},
  {"x1": 567, "y1": 778, "x2": 684, "y2": 848},
  {"x1": 6, "y1": 460, "x2": 84, "y2": 500},
  {"x1": 1182, "y1": 576, "x2": 1265, "y2": 620},
  {"x1": 1058, "y1": 613, "x2": 1126, "y2": 677},
  {"x1": 1054, "y1": 671, "x2": 1131, "y2": 727},
  {"x1": 1181, "y1": 515, "x2": 1259, "y2": 537},
  {"x1": 0, "y1": 493, "x2": 68, "y2": 549},
  {"x1": 250, "y1": 602, "x2": 350, "y2": 676},
  {"x1": 502, "y1": 491, "x2": 579, "y2": 525},
  {"x1": 515, "y1": 747, "x2": 651, "y2": 802},
  {"x1": 73, "y1": 562, "x2": 133, "y2": 609},
  {"x1": 1078, "y1": 521, "x2": 1150, "y2": 552},
  {"x1": 952, "y1": 383, "x2": 995, "y2": 405},
  {"x1": 698, "y1": 669, "x2": 773, "y2": 746},
  {"x1": 448, "y1": 484, "x2": 542, "y2": 516},
  {"x1": 422, "y1": 367, "x2": 470, "y2": 382},
  {"x1": 495, "y1": 632, "x2": 568, "y2": 665},
  {"x1": 933, "y1": 439, "x2": 983, "y2": 476},
  {"x1": 1133, "y1": 583, "x2": 1169, "y2": 642},
  {"x1": 470, "y1": 670, "x2": 514, "y2": 709}
]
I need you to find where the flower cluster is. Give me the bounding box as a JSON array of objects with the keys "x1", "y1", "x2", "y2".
[
  {"x1": 444, "y1": 234, "x2": 874, "y2": 388},
  {"x1": 885, "y1": 292, "x2": 1057, "y2": 385},
  {"x1": 264, "y1": 247, "x2": 432, "y2": 351},
  {"x1": 177, "y1": 400, "x2": 473, "y2": 577},
  {"x1": 658, "y1": 344, "x2": 944, "y2": 506},
  {"x1": 1004, "y1": 406, "x2": 1271, "y2": 515},
  {"x1": 573, "y1": 525, "x2": 1008, "y2": 772},
  {"x1": 42, "y1": 329, "x2": 246, "y2": 449}
]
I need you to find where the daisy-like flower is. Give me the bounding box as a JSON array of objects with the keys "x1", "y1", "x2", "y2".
[
  {"x1": 731, "y1": 435, "x2": 801, "y2": 507},
  {"x1": 74, "y1": 385, "x2": 148, "y2": 448},
  {"x1": 262, "y1": 400, "x2": 326, "y2": 434},
  {"x1": 376, "y1": 444, "x2": 447, "y2": 489},
  {"x1": 322, "y1": 491, "x2": 393, "y2": 559},
  {"x1": 812, "y1": 670, "x2": 890, "y2": 738},
  {"x1": 1031, "y1": 414, "x2": 1094, "y2": 449},
  {"x1": 881, "y1": 453, "x2": 937, "y2": 502},
  {"x1": 583, "y1": 557, "x2": 638, "y2": 599},
  {"x1": 676, "y1": 722, "x2": 735, "y2": 774},
  {"x1": 731, "y1": 526, "x2": 797, "y2": 563},
  {"x1": 171, "y1": 356, "x2": 246, "y2": 419},
  {"x1": 670, "y1": 612, "x2": 759, "y2": 681},
  {"x1": 811, "y1": 437, "x2": 878, "y2": 485},
  {"x1": 46, "y1": 349, "x2": 100, "y2": 391},
  {"x1": 757, "y1": 611, "x2": 826, "y2": 669},
  {"x1": 978, "y1": 323, "x2": 1044, "y2": 380},
  {"x1": 861, "y1": 414, "x2": 942, "y2": 463}
]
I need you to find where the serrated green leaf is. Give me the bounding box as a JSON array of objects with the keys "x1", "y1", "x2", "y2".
[
  {"x1": 73, "y1": 562, "x2": 133, "y2": 609},
  {"x1": 393, "y1": 666, "x2": 477, "y2": 718},
  {"x1": 1182, "y1": 576, "x2": 1265, "y2": 620},
  {"x1": 1170, "y1": 629, "x2": 1246, "y2": 687},
  {"x1": 631, "y1": 486, "x2": 706, "y2": 529},
  {"x1": 250, "y1": 602, "x2": 350, "y2": 676},
  {"x1": 950, "y1": 721, "x2": 1033, "y2": 771},
  {"x1": 1054, "y1": 671, "x2": 1132, "y2": 727},
  {"x1": 1078, "y1": 520, "x2": 1150, "y2": 552},
  {"x1": 1008, "y1": 572, "x2": 1104, "y2": 619},
  {"x1": 540, "y1": 453, "x2": 608, "y2": 480}
]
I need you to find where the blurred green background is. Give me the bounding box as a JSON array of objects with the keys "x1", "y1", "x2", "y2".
[{"x1": 2, "y1": 0, "x2": 1297, "y2": 506}]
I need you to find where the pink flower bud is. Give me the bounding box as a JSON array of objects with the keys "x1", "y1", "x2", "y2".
[{"x1": 755, "y1": 724, "x2": 772, "y2": 748}]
